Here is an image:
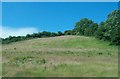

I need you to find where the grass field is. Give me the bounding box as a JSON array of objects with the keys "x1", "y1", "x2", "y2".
[
  {"x1": 2, "y1": 35, "x2": 118, "y2": 77},
  {"x1": 0, "y1": 44, "x2": 2, "y2": 77}
]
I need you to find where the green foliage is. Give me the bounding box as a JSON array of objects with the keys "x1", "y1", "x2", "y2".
[
  {"x1": 105, "y1": 10, "x2": 120, "y2": 45},
  {"x1": 41, "y1": 31, "x2": 51, "y2": 37},
  {"x1": 51, "y1": 32, "x2": 58, "y2": 37},
  {"x1": 95, "y1": 22, "x2": 106, "y2": 40},
  {"x1": 41, "y1": 59, "x2": 46, "y2": 64},
  {"x1": 2, "y1": 31, "x2": 61, "y2": 44},
  {"x1": 74, "y1": 18, "x2": 98, "y2": 36},
  {"x1": 95, "y1": 10, "x2": 120, "y2": 45},
  {"x1": 2, "y1": 36, "x2": 26, "y2": 44},
  {"x1": 0, "y1": 38, "x2": 2, "y2": 44},
  {"x1": 57, "y1": 31, "x2": 64, "y2": 36},
  {"x1": 73, "y1": 10, "x2": 120, "y2": 45},
  {"x1": 64, "y1": 30, "x2": 73, "y2": 35}
]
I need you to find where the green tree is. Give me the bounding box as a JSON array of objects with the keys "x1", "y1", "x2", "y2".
[
  {"x1": 57, "y1": 31, "x2": 64, "y2": 36},
  {"x1": 95, "y1": 22, "x2": 106, "y2": 40},
  {"x1": 64, "y1": 30, "x2": 72, "y2": 35},
  {"x1": 75, "y1": 18, "x2": 97, "y2": 36},
  {"x1": 105, "y1": 10, "x2": 120, "y2": 45}
]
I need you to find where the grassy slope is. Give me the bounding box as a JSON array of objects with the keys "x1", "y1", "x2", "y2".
[
  {"x1": 2, "y1": 35, "x2": 118, "y2": 77},
  {"x1": 0, "y1": 44, "x2": 2, "y2": 77}
]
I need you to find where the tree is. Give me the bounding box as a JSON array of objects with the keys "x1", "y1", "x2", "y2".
[
  {"x1": 41, "y1": 31, "x2": 51, "y2": 37},
  {"x1": 105, "y1": 10, "x2": 120, "y2": 45},
  {"x1": 64, "y1": 30, "x2": 72, "y2": 35},
  {"x1": 50, "y1": 32, "x2": 58, "y2": 37},
  {"x1": 0, "y1": 38, "x2": 2, "y2": 44},
  {"x1": 57, "y1": 31, "x2": 64, "y2": 36},
  {"x1": 26, "y1": 34, "x2": 32, "y2": 39},
  {"x1": 95, "y1": 22, "x2": 106, "y2": 40},
  {"x1": 75, "y1": 18, "x2": 98, "y2": 36}
]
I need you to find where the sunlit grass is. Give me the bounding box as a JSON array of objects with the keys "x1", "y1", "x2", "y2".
[{"x1": 2, "y1": 35, "x2": 118, "y2": 77}]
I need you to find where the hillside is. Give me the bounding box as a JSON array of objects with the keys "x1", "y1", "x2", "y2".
[{"x1": 2, "y1": 35, "x2": 118, "y2": 77}]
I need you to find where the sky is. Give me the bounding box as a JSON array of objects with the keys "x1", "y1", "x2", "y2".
[
  {"x1": 1, "y1": 0, "x2": 120, "y2": 2},
  {"x1": 1, "y1": 2, "x2": 118, "y2": 38}
]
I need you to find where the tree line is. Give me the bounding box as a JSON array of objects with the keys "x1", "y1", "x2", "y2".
[
  {"x1": 1, "y1": 10, "x2": 120, "y2": 45},
  {"x1": 1, "y1": 31, "x2": 64, "y2": 44}
]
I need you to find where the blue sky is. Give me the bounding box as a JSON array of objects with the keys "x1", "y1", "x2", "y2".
[{"x1": 2, "y1": 2, "x2": 118, "y2": 38}]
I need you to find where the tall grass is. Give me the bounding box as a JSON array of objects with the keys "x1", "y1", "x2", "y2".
[{"x1": 2, "y1": 36, "x2": 118, "y2": 77}]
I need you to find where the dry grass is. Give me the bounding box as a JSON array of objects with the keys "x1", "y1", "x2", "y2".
[{"x1": 2, "y1": 35, "x2": 118, "y2": 77}]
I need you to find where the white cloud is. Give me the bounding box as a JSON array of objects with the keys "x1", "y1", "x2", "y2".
[{"x1": 0, "y1": 26, "x2": 38, "y2": 38}]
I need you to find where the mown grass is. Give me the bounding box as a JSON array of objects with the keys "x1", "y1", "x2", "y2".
[{"x1": 2, "y1": 35, "x2": 118, "y2": 77}]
